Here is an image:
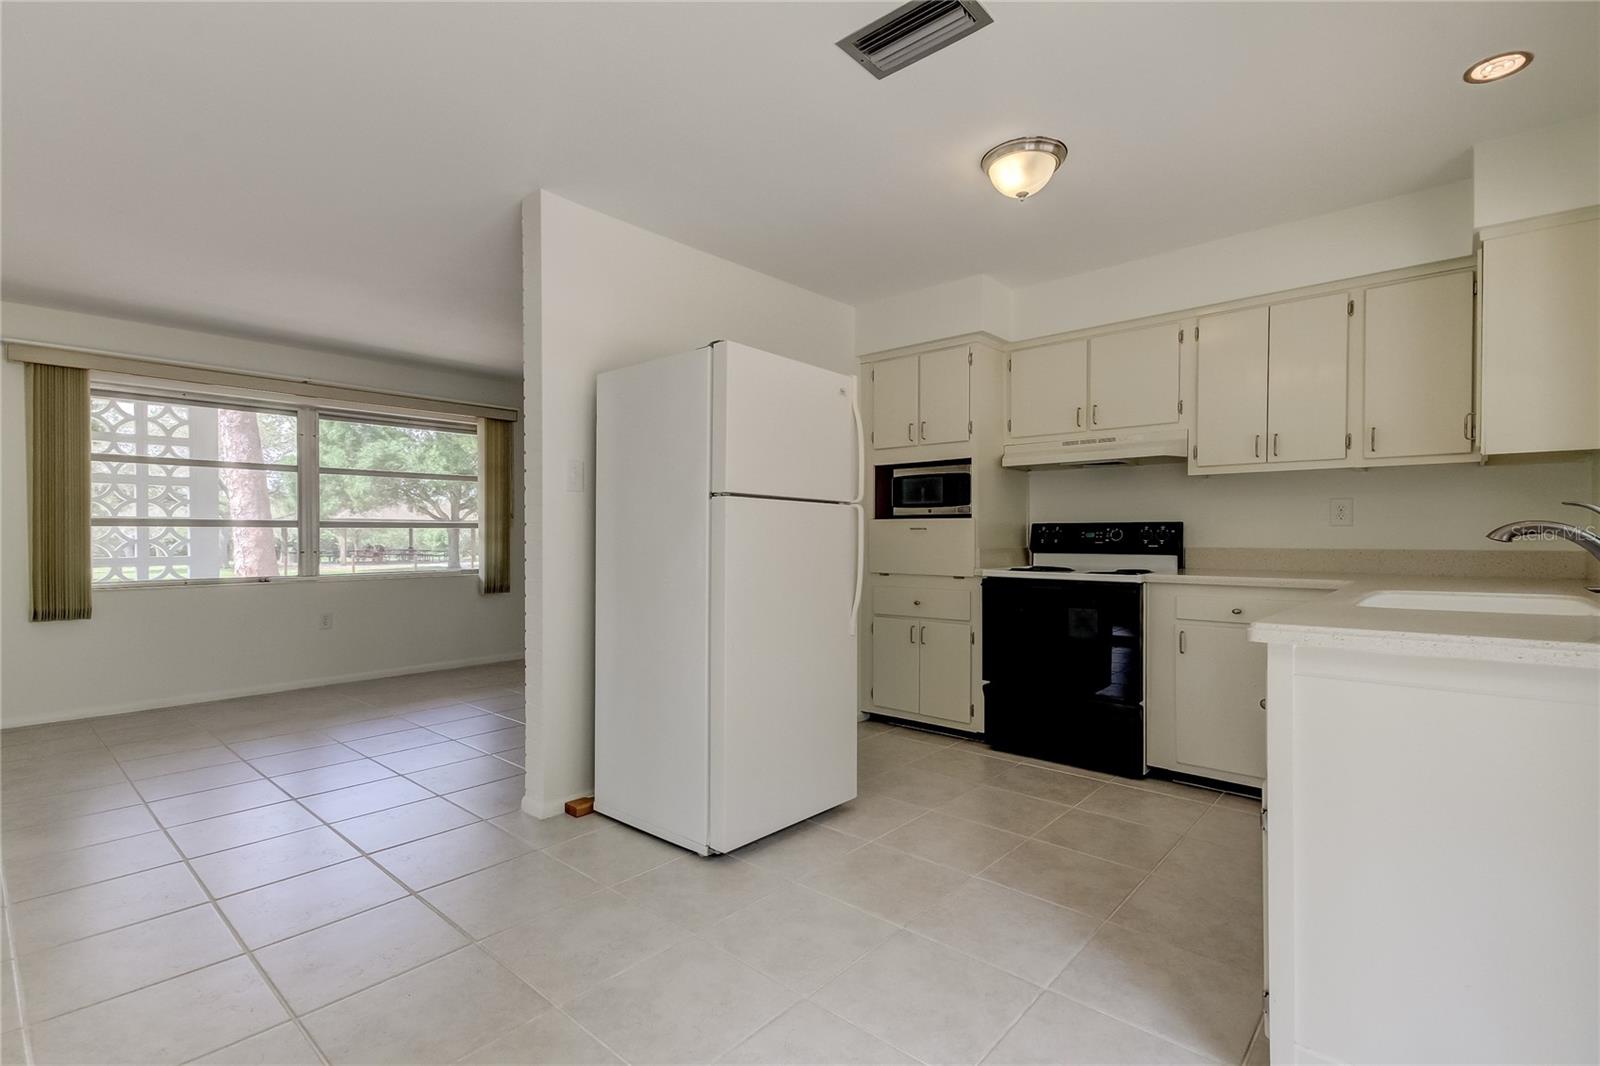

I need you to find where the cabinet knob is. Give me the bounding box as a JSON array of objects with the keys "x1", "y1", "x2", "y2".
[
  {"x1": 1231, "y1": 607, "x2": 1243, "y2": 615},
  {"x1": 912, "y1": 599, "x2": 922, "y2": 606}
]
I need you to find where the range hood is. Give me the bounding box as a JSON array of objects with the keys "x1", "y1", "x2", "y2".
[{"x1": 1002, "y1": 428, "x2": 1190, "y2": 470}]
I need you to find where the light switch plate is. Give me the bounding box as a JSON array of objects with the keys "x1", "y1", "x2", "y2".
[{"x1": 1329, "y1": 498, "x2": 1354, "y2": 526}]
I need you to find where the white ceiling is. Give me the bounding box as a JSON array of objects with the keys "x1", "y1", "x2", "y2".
[{"x1": 3, "y1": 3, "x2": 1595, "y2": 373}]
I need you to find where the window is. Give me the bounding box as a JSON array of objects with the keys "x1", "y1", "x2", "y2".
[
  {"x1": 89, "y1": 389, "x2": 480, "y2": 585},
  {"x1": 316, "y1": 415, "x2": 479, "y2": 575}
]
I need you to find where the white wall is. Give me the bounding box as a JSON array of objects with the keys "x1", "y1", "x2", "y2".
[
  {"x1": 854, "y1": 181, "x2": 1474, "y2": 354},
  {"x1": 1474, "y1": 114, "x2": 1600, "y2": 229},
  {"x1": 0, "y1": 303, "x2": 525, "y2": 726},
  {"x1": 1028, "y1": 457, "x2": 1597, "y2": 551},
  {"x1": 854, "y1": 275, "x2": 1013, "y2": 357},
  {"x1": 523, "y1": 191, "x2": 855, "y2": 817}
]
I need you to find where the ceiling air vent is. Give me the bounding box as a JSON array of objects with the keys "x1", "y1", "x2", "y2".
[{"x1": 836, "y1": 0, "x2": 993, "y2": 80}]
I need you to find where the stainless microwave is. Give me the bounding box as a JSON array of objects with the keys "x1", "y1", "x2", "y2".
[{"x1": 891, "y1": 464, "x2": 972, "y2": 516}]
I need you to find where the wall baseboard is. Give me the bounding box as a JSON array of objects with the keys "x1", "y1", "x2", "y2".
[
  {"x1": 522, "y1": 788, "x2": 593, "y2": 820},
  {"x1": 1, "y1": 652, "x2": 525, "y2": 730}
]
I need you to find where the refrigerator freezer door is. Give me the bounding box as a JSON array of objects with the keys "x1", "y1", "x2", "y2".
[
  {"x1": 712, "y1": 342, "x2": 858, "y2": 504},
  {"x1": 594, "y1": 348, "x2": 712, "y2": 853},
  {"x1": 708, "y1": 496, "x2": 858, "y2": 853}
]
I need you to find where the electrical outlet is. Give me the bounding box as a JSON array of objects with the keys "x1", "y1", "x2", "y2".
[
  {"x1": 319, "y1": 613, "x2": 334, "y2": 630},
  {"x1": 1329, "y1": 498, "x2": 1354, "y2": 526}
]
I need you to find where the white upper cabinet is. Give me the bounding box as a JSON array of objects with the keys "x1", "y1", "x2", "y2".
[
  {"x1": 1088, "y1": 323, "x2": 1182, "y2": 430},
  {"x1": 870, "y1": 354, "x2": 919, "y2": 450},
  {"x1": 1363, "y1": 270, "x2": 1476, "y2": 460},
  {"x1": 1008, "y1": 340, "x2": 1087, "y2": 437},
  {"x1": 1268, "y1": 292, "x2": 1350, "y2": 463},
  {"x1": 1480, "y1": 216, "x2": 1600, "y2": 456},
  {"x1": 918, "y1": 346, "x2": 971, "y2": 445},
  {"x1": 869, "y1": 347, "x2": 970, "y2": 451},
  {"x1": 1195, "y1": 306, "x2": 1269, "y2": 467}
]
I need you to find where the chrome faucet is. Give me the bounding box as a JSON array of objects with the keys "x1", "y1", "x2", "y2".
[{"x1": 1486, "y1": 502, "x2": 1600, "y2": 593}]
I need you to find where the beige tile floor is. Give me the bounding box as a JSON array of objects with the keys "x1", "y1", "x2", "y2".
[{"x1": 1, "y1": 665, "x2": 1268, "y2": 1065}]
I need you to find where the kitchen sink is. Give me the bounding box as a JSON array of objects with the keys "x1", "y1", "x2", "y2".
[{"x1": 1356, "y1": 590, "x2": 1600, "y2": 617}]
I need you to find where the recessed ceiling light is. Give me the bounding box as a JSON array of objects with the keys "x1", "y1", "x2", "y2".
[
  {"x1": 981, "y1": 137, "x2": 1068, "y2": 200},
  {"x1": 1463, "y1": 51, "x2": 1533, "y2": 84}
]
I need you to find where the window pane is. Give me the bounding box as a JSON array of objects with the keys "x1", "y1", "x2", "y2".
[
  {"x1": 93, "y1": 525, "x2": 298, "y2": 583},
  {"x1": 317, "y1": 417, "x2": 475, "y2": 475},
  {"x1": 91, "y1": 396, "x2": 297, "y2": 465},
  {"x1": 319, "y1": 473, "x2": 477, "y2": 524},
  {"x1": 92, "y1": 462, "x2": 297, "y2": 521},
  {"x1": 315, "y1": 527, "x2": 478, "y2": 574}
]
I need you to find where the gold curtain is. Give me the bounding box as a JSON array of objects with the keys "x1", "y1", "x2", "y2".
[
  {"x1": 478, "y1": 417, "x2": 515, "y2": 595},
  {"x1": 26, "y1": 362, "x2": 92, "y2": 621}
]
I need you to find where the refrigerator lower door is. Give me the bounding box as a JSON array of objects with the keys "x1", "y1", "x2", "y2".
[
  {"x1": 712, "y1": 342, "x2": 858, "y2": 504},
  {"x1": 708, "y1": 496, "x2": 857, "y2": 853}
]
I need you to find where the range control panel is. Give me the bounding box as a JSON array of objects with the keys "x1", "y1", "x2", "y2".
[{"x1": 1027, "y1": 522, "x2": 1184, "y2": 556}]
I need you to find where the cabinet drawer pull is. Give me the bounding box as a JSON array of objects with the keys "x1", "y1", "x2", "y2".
[
  {"x1": 1254, "y1": 434, "x2": 1260, "y2": 458},
  {"x1": 1092, "y1": 404, "x2": 1099, "y2": 425},
  {"x1": 1370, "y1": 426, "x2": 1377, "y2": 453},
  {"x1": 1272, "y1": 433, "x2": 1280, "y2": 457},
  {"x1": 1463, "y1": 411, "x2": 1475, "y2": 441},
  {"x1": 906, "y1": 422, "x2": 914, "y2": 442},
  {"x1": 1260, "y1": 698, "x2": 1267, "y2": 710},
  {"x1": 1075, "y1": 406, "x2": 1083, "y2": 428},
  {"x1": 1178, "y1": 630, "x2": 1186, "y2": 654},
  {"x1": 920, "y1": 420, "x2": 927, "y2": 440},
  {"x1": 909, "y1": 625, "x2": 916, "y2": 644},
  {"x1": 919, "y1": 625, "x2": 927, "y2": 645},
  {"x1": 1231, "y1": 607, "x2": 1243, "y2": 615}
]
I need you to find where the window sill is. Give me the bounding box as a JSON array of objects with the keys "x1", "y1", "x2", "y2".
[{"x1": 94, "y1": 569, "x2": 482, "y2": 592}]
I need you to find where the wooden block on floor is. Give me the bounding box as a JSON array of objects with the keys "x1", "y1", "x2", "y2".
[{"x1": 564, "y1": 796, "x2": 594, "y2": 818}]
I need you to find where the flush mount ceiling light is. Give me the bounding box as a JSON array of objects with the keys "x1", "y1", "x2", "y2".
[
  {"x1": 1463, "y1": 50, "x2": 1533, "y2": 84},
  {"x1": 981, "y1": 137, "x2": 1068, "y2": 200}
]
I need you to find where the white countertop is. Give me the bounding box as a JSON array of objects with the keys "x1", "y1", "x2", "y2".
[{"x1": 1245, "y1": 575, "x2": 1600, "y2": 668}]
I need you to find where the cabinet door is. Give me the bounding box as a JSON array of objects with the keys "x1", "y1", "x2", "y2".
[
  {"x1": 918, "y1": 346, "x2": 970, "y2": 445},
  {"x1": 1481, "y1": 218, "x2": 1600, "y2": 455},
  {"x1": 871, "y1": 355, "x2": 919, "y2": 451},
  {"x1": 917, "y1": 620, "x2": 972, "y2": 725},
  {"x1": 1195, "y1": 307, "x2": 1268, "y2": 467},
  {"x1": 1269, "y1": 292, "x2": 1349, "y2": 463},
  {"x1": 871, "y1": 617, "x2": 921, "y2": 714},
  {"x1": 1009, "y1": 341, "x2": 1087, "y2": 438},
  {"x1": 1174, "y1": 622, "x2": 1266, "y2": 780},
  {"x1": 1363, "y1": 272, "x2": 1475, "y2": 459},
  {"x1": 1088, "y1": 323, "x2": 1181, "y2": 430}
]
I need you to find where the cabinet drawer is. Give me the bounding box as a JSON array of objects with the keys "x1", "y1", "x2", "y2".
[
  {"x1": 870, "y1": 519, "x2": 975, "y2": 577},
  {"x1": 873, "y1": 587, "x2": 971, "y2": 621},
  {"x1": 1175, "y1": 592, "x2": 1302, "y2": 624}
]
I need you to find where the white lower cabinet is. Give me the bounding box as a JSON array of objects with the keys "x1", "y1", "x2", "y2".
[
  {"x1": 916, "y1": 620, "x2": 973, "y2": 725},
  {"x1": 867, "y1": 580, "x2": 977, "y2": 731},
  {"x1": 1145, "y1": 581, "x2": 1331, "y2": 786},
  {"x1": 1174, "y1": 622, "x2": 1267, "y2": 779}
]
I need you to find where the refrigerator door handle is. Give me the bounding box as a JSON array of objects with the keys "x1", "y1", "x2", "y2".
[
  {"x1": 848, "y1": 502, "x2": 865, "y2": 636},
  {"x1": 848, "y1": 385, "x2": 865, "y2": 505}
]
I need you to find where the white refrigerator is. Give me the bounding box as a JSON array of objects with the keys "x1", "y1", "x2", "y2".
[{"x1": 594, "y1": 340, "x2": 863, "y2": 855}]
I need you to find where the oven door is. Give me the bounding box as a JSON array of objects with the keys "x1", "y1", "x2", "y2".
[
  {"x1": 891, "y1": 467, "x2": 971, "y2": 516},
  {"x1": 981, "y1": 577, "x2": 1145, "y2": 777}
]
